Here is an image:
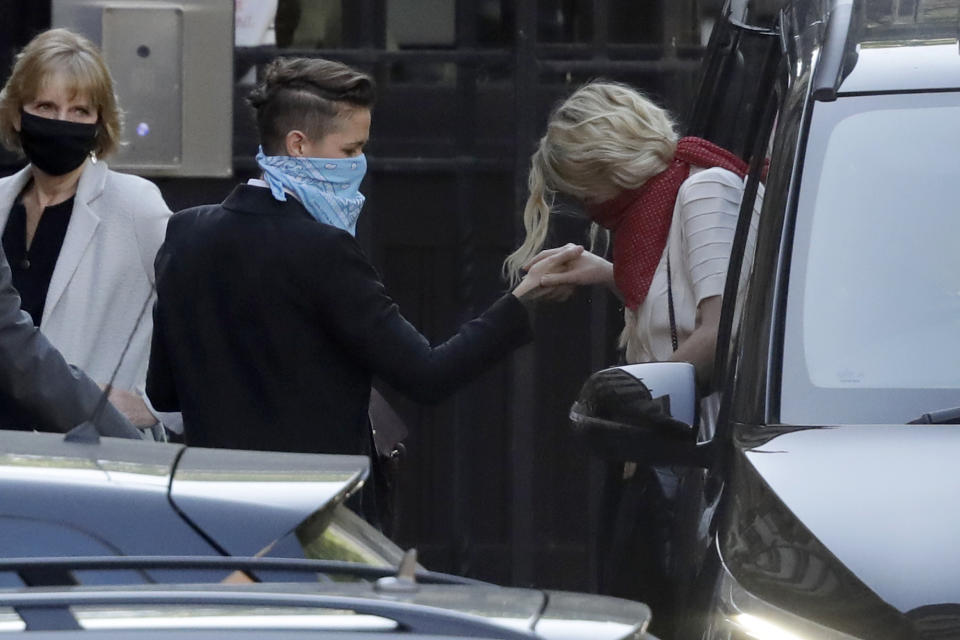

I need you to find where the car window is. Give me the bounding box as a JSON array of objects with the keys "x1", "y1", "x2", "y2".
[
  {"x1": 781, "y1": 91, "x2": 960, "y2": 424},
  {"x1": 299, "y1": 504, "x2": 404, "y2": 567},
  {"x1": 263, "y1": 504, "x2": 405, "y2": 571}
]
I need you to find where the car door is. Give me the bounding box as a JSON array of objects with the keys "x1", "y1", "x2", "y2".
[{"x1": 666, "y1": 10, "x2": 790, "y2": 639}]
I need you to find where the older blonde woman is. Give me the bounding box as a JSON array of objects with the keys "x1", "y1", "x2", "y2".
[
  {"x1": 506, "y1": 81, "x2": 753, "y2": 386},
  {"x1": 0, "y1": 28, "x2": 172, "y2": 431}
]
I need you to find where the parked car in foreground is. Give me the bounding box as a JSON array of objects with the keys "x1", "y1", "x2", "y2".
[
  {"x1": 574, "y1": 0, "x2": 960, "y2": 638},
  {"x1": 0, "y1": 428, "x2": 399, "y2": 574},
  {"x1": 0, "y1": 556, "x2": 655, "y2": 638},
  {"x1": 0, "y1": 428, "x2": 656, "y2": 639}
]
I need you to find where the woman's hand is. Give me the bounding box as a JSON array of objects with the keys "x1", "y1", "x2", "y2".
[
  {"x1": 524, "y1": 245, "x2": 615, "y2": 290},
  {"x1": 511, "y1": 243, "x2": 584, "y2": 302},
  {"x1": 524, "y1": 246, "x2": 614, "y2": 287},
  {"x1": 105, "y1": 387, "x2": 158, "y2": 428}
]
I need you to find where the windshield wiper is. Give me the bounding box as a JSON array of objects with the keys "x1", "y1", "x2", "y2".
[{"x1": 908, "y1": 406, "x2": 960, "y2": 424}]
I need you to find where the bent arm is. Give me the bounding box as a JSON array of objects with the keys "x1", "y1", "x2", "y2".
[
  {"x1": 671, "y1": 167, "x2": 745, "y2": 387},
  {"x1": 0, "y1": 247, "x2": 139, "y2": 438},
  {"x1": 669, "y1": 295, "x2": 721, "y2": 387}
]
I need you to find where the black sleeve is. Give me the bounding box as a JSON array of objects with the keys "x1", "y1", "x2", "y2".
[
  {"x1": 145, "y1": 239, "x2": 178, "y2": 411},
  {"x1": 0, "y1": 245, "x2": 140, "y2": 438},
  {"x1": 315, "y1": 232, "x2": 533, "y2": 404}
]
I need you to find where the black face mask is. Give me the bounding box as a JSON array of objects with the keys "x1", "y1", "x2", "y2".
[{"x1": 18, "y1": 110, "x2": 98, "y2": 176}]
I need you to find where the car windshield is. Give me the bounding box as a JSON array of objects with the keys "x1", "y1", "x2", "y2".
[{"x1": 781, "y1": 90, "x2": 960, "y2": 424}]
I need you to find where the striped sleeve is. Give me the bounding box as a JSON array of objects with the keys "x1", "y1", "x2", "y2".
[{"x1": 676, "y1": 167, "x2": 745, "y2": 304}]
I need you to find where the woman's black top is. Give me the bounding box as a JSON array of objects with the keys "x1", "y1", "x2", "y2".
[
  {"x1": 2, "y1": 196, "x2": 74, "y2": 326},
  {"x1": 0, "y1": 195, "x2": 74, "y2": 430}
]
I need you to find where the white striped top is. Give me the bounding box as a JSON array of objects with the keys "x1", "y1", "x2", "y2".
[{"x1": 621, "y1": 165, "x2": 761, "y2": 364}]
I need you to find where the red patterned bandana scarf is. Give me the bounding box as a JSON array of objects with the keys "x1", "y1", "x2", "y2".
[{"x1": 586, "y1": 137, "x2": 748, "y2": 309}]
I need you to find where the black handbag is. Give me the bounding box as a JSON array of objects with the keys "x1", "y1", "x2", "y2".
[{"x1": 368, "y1": 388, "x2": 408, "y2": 536}]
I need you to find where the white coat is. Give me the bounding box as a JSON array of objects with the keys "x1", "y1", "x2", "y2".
[{"x1": 0, "y1": 159, "x2": 171, "y2": 400}]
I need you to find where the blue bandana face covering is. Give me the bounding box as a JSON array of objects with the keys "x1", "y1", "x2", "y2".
[{"x1": 256, "y1": 146, "x2": 367, "y2": 235}]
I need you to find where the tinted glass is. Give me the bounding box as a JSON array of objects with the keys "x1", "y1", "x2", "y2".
[
  {"x1": 781, "y1": 91, "x2": 960, "y2": 424},
  {"x1": 293, "y1": 505, "x2": 404, "y2": 568}
]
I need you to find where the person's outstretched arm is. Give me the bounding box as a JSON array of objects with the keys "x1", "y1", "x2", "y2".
[
  {"x1": 0, "y1": 247, "x2": 140, "y2": 439},
  {"x1": 316, "y1": 235, "x2": 581, "y2": 404}
]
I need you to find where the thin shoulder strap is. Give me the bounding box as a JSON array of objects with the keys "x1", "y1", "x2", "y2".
[{"x1": 666, "y1": 250, "x2": 679, "y2": 352}]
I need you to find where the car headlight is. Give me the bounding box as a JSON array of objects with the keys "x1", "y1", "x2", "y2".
[{"x1": 703, "y1": 562, "x2": 863, "y2": 640}]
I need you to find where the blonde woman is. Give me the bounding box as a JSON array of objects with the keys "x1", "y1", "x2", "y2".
[
  {"x1": 506, "y1": 81, "x2": 751, "y2": 386},
  {"x1": 0, "y1": 28, "x2": 172, "y2": 431}
]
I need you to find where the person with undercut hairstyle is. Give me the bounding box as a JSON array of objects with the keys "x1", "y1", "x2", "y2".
[{"x1": 146, "y1": 57, "x2": 576, "y2": 524}]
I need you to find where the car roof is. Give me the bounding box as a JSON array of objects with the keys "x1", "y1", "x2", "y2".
[
  {"x1": 0, "y1": 579, "x2": 652, "y2": 640},
  {"x1": 842, "y1": 1, "x2": 960, "y2": 94},
  {"x1": 0, "y1": 550, "x2": 652, "y2": 639},
  {"x1": 0, "y1": 429, "x2": 371, "y2": 556},
  {"x1": 782, "y1": 0, "x2": 960, "y2": 95},
  {"x1": 0, "y1": 430, "x2": 369, "y2": 495},
  {"x1": 841, "y1": 40, "x2": 960, "y2": 93}
]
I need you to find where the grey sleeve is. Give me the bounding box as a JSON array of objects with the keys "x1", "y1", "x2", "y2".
[{"x1": 0, "y1": 247, "x2": 140, "y2": 439}]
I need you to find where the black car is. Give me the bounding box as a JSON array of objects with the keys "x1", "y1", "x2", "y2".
[{"x1": 573, "y1": 0, "x2": 960, "y2": 638}]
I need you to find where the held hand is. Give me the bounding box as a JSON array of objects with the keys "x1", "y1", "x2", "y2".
[
  {"x1": 106, "y1": 387, "x2": 158, "y2": 428},
  {"x1": 524, "y1": 246, "x2": 614, "y2": 288},
  {"x1": 511, "y1": 243, "x2": 584, "y2": 302}
]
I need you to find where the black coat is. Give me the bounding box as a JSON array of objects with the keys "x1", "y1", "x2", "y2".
[{"x1": 146, "y1": 185, "x2": 532, "y2": 457}]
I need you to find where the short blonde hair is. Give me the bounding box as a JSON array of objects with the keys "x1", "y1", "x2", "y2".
[
  {"x1": 0, "y1": 28, "x2": 122, "y2": 158},
  {"x1": 504, "y1": 81, "x2": 678, "y2": 284}
]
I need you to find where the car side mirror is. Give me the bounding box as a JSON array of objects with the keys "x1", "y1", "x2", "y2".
[{"x1": 569, "y1": 362, "x2": 712, "y2": 467}]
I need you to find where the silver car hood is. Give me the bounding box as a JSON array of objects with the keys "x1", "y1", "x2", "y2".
[
  {"x1": 744, "y1": 424, "x2": 960, "y2": 614},
  {"x1": 170, "y1": 447, "x2": 369, "y2": 556}
]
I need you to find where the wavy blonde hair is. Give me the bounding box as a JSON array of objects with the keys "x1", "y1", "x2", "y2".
[
  {"x1": 503, "y1": 81, "x2": 678, "y2": 284},
  {"x1": 0, "y1": 28, "x2": 123, "y2": 158}
]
